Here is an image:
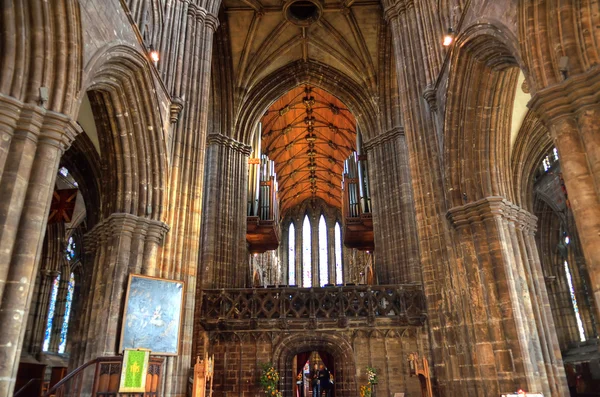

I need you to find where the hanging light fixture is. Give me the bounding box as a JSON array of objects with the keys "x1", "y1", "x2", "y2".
[
  {"x1": 442, "y1": 27, "x2": 455, "y2": 47},
  {"x1": 148, "y1": 45, "x2": 160, "y2": 65}
]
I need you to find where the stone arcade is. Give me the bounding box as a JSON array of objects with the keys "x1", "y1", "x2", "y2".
[{"x1": 1, "y1": 1, "x2": 600, "y2": 397}]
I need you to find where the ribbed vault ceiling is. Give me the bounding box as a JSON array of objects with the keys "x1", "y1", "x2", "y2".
[
  {"x1": 223, "y1": 0, "x2": 382, "y2": 91},
  {"x1": 261, "y1": 85, "x2": 356, "y2": 213}
]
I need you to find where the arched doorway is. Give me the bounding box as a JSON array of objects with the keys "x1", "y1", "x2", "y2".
[
  {"x1": 294, "y1": 351, "x2": 335, "y2": 397},
  {"x1": 273, "y1": 333, "x2": 356, "y2": 397}
]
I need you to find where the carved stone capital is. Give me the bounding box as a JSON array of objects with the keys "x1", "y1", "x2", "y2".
[
  {"x1": 381, "y1": 0, "x2": 409, "y2": 21},
  {"x1": 362, "y1": 127, "x2": 404, "y2": 152},
  {"x1": 169, "y1": 97, "x2": 184, "y2": 123},
  {"x1": 529, "y1": 66, "x2": 600, "y2": 127},
  {"x1": 447, "y1": 196, "x2": 537, "y2": 232},
  {"x1": 0, "y1": 93, "x2": 23, "y2": 134},
  {"x1": 207, "y1": 133, "x2": 252, "y2": 156},
  {"x1": 204, "y1": 13, "x2": 220, "y2": 32},
  {"x1": 422, "y1": 85, "x2": 437, "y2": 112},
  {"x1": 146, "y1": 220, "x2": 171, "y2": 245},
  {"x1": 85, "y1": 213, "x2": 170, "y2": 248},
  {"x1": 39, "y1": 111, "x2": 81, "y2": 151}
]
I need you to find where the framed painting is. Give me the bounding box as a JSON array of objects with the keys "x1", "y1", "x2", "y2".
[{"x1": 120, "y1": 274, "x2": 185, "y2": 355}]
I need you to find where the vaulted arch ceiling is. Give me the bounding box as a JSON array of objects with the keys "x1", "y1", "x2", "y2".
[
  {"x1": 223, "y1": 0, "x2": 382, "y2": 92},
  {"x1": 261, "y1": 85, "x2": 356, "y2": 213}
]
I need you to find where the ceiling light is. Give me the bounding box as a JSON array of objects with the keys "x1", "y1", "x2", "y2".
[
  {"x1": 443, "y1": 28, "x2": 455, "y2": 47},
  {"x1": 148, "y1": 45, "x2": 160, "y2": 64}
]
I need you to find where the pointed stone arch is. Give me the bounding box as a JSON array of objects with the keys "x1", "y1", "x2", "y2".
[
  {"x1": 272, "y1": 332, "x2": 357, "y2": 397},
  {"x1": 444, "y1": 23, "x2": 522, "y2": 207},
  {"x1": 235, "y1": 60, "x2": 381, "y2": 144},
  {"x1": 80, "y1": 44, "x2": 168, "y2": 222}
]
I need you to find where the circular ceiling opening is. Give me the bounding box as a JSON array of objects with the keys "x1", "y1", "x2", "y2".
[{"x1": 284, "y1": 0, "x2": 322, "y2": 26}]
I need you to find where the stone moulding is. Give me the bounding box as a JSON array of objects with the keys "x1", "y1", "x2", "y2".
[
  {"x1": 206, "y1": 133, "x2": 252, "y2": 156},
  {"x1": 362, "y1": 126, "x2": 404, "y2": 152},
  {"x1": 446, "y1": 196, "x2": 538, "y2": 232},
  {"x1": 529, "y1": 65, "x2": 600, "y2": 125}
]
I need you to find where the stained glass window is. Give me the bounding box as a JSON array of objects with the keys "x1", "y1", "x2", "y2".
[
  {"x1": 318, "y1": 215, "x2": 328, "y2": 286},
  {"x1": 334, "y1": 222, "x2": 343, "y2": 285},
  {"x1": 553, "y1": 147, "x2": 559, "y2": 161},
  {"x1": 58, "y1": 273, "x2": 75, "y2": 353},
  {"x1": 65, "y1": 236, "x2": 76, "y2": 261},
  {"x1": 43, "y1": 274, "x2": 61, "y2": 351},
  {"x1": 288, "y1": 224, "x2": 296, "y2": 285},
  {"x1": 302, "y1": 215, "x2": 311, "y2": 287},
  {"x1": 564, "y1": 261, "x2": 586, "y2": 342}
]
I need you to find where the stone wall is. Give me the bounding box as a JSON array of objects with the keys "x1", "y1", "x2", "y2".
[{"x1": 201, "y1": 329, "x2": 428, "y2": 397}]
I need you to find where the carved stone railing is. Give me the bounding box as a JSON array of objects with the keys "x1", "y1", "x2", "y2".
[{"x1": 199, "y1": 284, "x2": 426, "y2": 330}]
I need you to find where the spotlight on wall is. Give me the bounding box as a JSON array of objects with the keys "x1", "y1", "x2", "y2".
[
  {"x1": 442, "y1": 28, "x2": 455, "y2": 47},
  {"x1": 149, "y1": 45, "x2": 160, "y2": 65}
]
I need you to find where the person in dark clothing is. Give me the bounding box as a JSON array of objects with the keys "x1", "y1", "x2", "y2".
[
  {"x1": 311, "y1": 364, "x2": 320, "y2": 397},
  {"x1": 318, "y1": 364, "x2": 330, "y2": 397}
]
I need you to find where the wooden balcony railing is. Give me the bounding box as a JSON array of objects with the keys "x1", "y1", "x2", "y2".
[{"x1": 199, "y1": 284, "x2": 426, "y2": 331}]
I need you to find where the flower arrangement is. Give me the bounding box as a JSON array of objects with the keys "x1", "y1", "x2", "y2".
[
  {"x1": 259, "y1": 363, "x2": 283, "y2": 397},
  {"x1": 366, "y1": 366, "x2": 377, "y2": 384},
  {"x1": 360, "y1": 384, "x2": 372, "y2": 397}
]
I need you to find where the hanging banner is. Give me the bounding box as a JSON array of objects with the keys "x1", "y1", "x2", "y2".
[{"x1": 119, "y1": 349, "x2": 150, "y2": 393}]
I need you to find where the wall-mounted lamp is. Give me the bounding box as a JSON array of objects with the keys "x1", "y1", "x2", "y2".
[
  {"x1": 442, "y1": 28, "x2": 455, "y2": 47},
  {"x1": 149, "y1": 45, "x2": 160, "y2": 65}
]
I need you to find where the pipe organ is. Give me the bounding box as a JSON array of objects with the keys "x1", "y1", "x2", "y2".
[
  {"x1": 247, "y1": 125, "x2": 280, "y2": 253},
  {"x1": 341, "y1": 132, "x2": 373, "y2": 251}
]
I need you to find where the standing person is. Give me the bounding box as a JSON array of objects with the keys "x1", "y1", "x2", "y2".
[
  {"x1": 311, "y1": 363, "x2": 320, "y2": 397},
  {"x1": 318, "y1": 364, "x2": 330, "y2": 397}
]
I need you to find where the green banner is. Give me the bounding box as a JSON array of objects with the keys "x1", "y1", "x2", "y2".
[{"x1": 119, "y1": 349, "x2": 150, "y2": 393}]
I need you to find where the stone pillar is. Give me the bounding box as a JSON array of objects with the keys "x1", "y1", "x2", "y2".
[
  {"x1": 0, "y1": 102, "x2": 77, "y2": 396},
  {"x1": 200, "y1": 134, "x2": 251, "y2": 289},
  {"x1": 22, "y1": 223, "x2": 66, "y2": 354},
  {"x1": 364, "y1": 128, "x2": 420, "y2": 284},
  {"x1": 530, "y1": 71, "x2": 600, "y2": 330},
  {"x1": 68, "y1": 232, "x2": 98, "y2": 370},
  {"x1": 447, "y1": 197, "x2": 568, "y2": 396},
  {"x1": 72, "y1": 213, "x2": 168, "y2": 361},
  {"x1": 311, "y1": 217, "x2": 319, "y2": 286},
  {"x1": 327, "y1": 220, "x2": 336, "y2": 285},
  {"x1": 48, "y1": 263, "x2": 70, "y2": 353}
]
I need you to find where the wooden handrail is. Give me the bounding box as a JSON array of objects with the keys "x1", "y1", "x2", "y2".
[
  {"x1": 43, "y1": 356, "x2": 121, "y2": 397},
  {"x1": 14, "y1": 378, "x2": 42, "y2": 397}
]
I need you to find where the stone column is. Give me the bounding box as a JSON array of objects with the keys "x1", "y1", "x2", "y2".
[
  {"x1": 327, "y1": 220, "x2": 336, "y2": 285},
  {"x1": 311, "y1": 216, "x2": 319, "y2": 286},
  {"x1": 0, "y1": 103, "x2": 77, "y2": 396},
  {"x1": 68, "y1": 233, "x2": 96, "y2": 369},
  {"x1": 364, "y1": 128, "x2": 420, "y2": 284},
  {"x1": 530, "y1": 72, "x2": 600, "y2": 330},
  {"x1": 48, "y1": 263, "x2": 70, "y2": 353},
  {"x1": 22, "y1": 222, "x2": 66, "y2": 354},
  {"x1": 73, "y1": 213, "x2": 168, "y2": 361},
  {"x1": 200, "y1": 134, "x2": 251, "y2": 289},
  {"x1": 447, "y1": 197, "x2": 568, "y2": 396},
  {"x1": 280, "y1": 224, "x2": 289, "y2": 285}
]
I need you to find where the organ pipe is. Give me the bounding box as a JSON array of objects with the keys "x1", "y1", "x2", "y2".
[
  {"x1": 342, "y1": 134, "x2": 371, "y2": 218},
  {"x1": 247, "y1": 124, "x2": 279, "y2": 221},
  {"x1": 248, "y1": 124, "x2": 262, "y2": 216}
]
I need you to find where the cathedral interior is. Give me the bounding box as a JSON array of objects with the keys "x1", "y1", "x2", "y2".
[{"x1": 2, "y1": 1, "x2": 600, "y2": 397}]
